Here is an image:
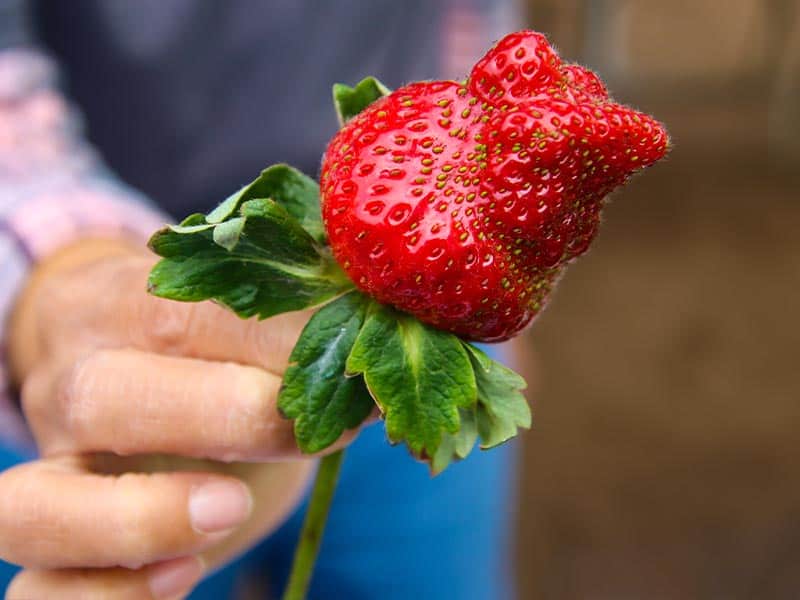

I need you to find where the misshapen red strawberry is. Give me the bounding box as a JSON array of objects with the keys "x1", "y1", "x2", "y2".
[{"x1": 321, "y1": 31, "x2": 669, "y2": 342}]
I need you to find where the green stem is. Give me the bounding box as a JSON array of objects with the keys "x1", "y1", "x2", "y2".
[{"x1": 281, "y1": 449, "x2": 346, "y2": 600}]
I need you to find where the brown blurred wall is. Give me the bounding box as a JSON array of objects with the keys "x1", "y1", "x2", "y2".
[{"x1": 514, "y1": 2, "x2": 800, "y2": 598}]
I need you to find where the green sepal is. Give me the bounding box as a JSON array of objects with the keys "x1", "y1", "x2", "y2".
[
  {"x1": 278, "y1": 291, "x2": 375, "y2": 453},
  {"x1": 212, "y1": 217, "x2": 245, "y2": 251},
  {"x1": 148, "y1": 198, "x2": 352, "y2": 319},
  {"x1": 345, "y1": 302, "x2": 477, "y2": 460},
  {"x1": 206, "y1": 164, "x2": 326, "y2": 244},
  {"x1": 427, "y1": 344, "x2": 531, "y2": 473},
  {"x1": 464, "y1": 343, "x2": 531, "y2": 448},
  {"x1": 169, "y1": 213, "x2": 212, "y2": 233},
  {"x1": 431, "y1": 407, "x2": 478, "y2": 475},
  {"x1": 333, "y1": 77, "x2": 391, "y2": 126}
]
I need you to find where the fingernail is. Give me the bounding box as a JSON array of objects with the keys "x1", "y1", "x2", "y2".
[
  {"x1": 189, "y1": 479, "x2": 252, "y2": 534},
  {"x1": 148, "y1": 556, "x2": 204, "y2": 599}
]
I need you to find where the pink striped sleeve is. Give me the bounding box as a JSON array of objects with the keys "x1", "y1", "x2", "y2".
[{"x1": 0, "y1": 48, "x2": 167, "y2": 450}]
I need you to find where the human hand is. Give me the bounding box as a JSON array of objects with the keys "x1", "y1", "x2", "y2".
[{"x1": 2, "y1": 238, "x2": 353, "y2": 599}]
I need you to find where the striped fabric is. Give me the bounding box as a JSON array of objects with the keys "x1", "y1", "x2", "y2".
[{"x1": 0, "y1": 48, "x2": 165, "y2": 448}]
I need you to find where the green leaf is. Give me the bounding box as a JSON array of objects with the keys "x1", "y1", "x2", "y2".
[
  {"x1": 464, "y1": 343, "x2": 531, "y2": 448},
  {"x1": 206, "y1": 164, "x2": 326, "y2": 244},
  {"x1": 333, "y1": 77, "x2": 391, "y2": 126},
  {"x1": 278, "y1": 291, "x2": 375, "y2": 453},
  {"x1": 431, "y1": 407, "x2": 478, "y2": 475},
  {"x1": 346, "y1": 303, "x2": 477, "y2": 459},
  {"x1": 205, "y1": 190, "x2": 243, "y2": 224},
  {"x1": 169, "y1": 213, "x2": 212, "y2": 233},
  {"x1": 211, "y1": 217, "x2": 245, "y2": 251},
  {"x1": 148, "y1": 198, "x2": 352, "y2": 319}
]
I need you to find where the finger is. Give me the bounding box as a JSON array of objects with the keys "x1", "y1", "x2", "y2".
[
  {"x1": 83, "y1": 458, "x2": 317, "y2": 575},
  {"x1": 7, "y1": 557, "x2": 204, "y2": 600},
  {"x1": 38, "y1": 255, "x2": 310, "y2": 374},
  {"x1": 0, "y1": 459, "x2": 252, "y2": 569},
  {"x1": 25, "y1": 348, "x2": 357, "y2": 461}
]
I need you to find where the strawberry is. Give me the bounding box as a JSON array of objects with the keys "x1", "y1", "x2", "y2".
[{"x1": 321, "y1": 31, "x2": 669, "y2": 342}]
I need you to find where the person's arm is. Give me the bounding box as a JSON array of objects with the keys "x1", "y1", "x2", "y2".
[{"x1": 0, "y1": 6, "x2": 168, "y2": 449}]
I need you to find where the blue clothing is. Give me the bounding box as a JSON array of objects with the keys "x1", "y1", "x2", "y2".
[
  {"x1": 0, "y1": 445, "x2": 25, "y2": 592},
  {"x1": 28, "y1": 0, "x2": 512, "y2": 216}
]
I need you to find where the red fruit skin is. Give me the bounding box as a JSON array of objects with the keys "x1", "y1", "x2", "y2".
[{"x1": 321, "y1": 31, "x2": 669, "y2": 342}]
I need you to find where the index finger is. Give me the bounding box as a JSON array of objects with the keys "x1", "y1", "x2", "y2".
[{"x1": 42, "y1": 254, "x2": 312, "y2": 374}]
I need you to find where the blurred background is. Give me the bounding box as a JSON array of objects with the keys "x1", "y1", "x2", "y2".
[
  {"x1": 513, "y1": 0, "x2": 800, "y2": 598},
  {"x1": 1, "y1": 1, "x2": 797, "y2": 598}
]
